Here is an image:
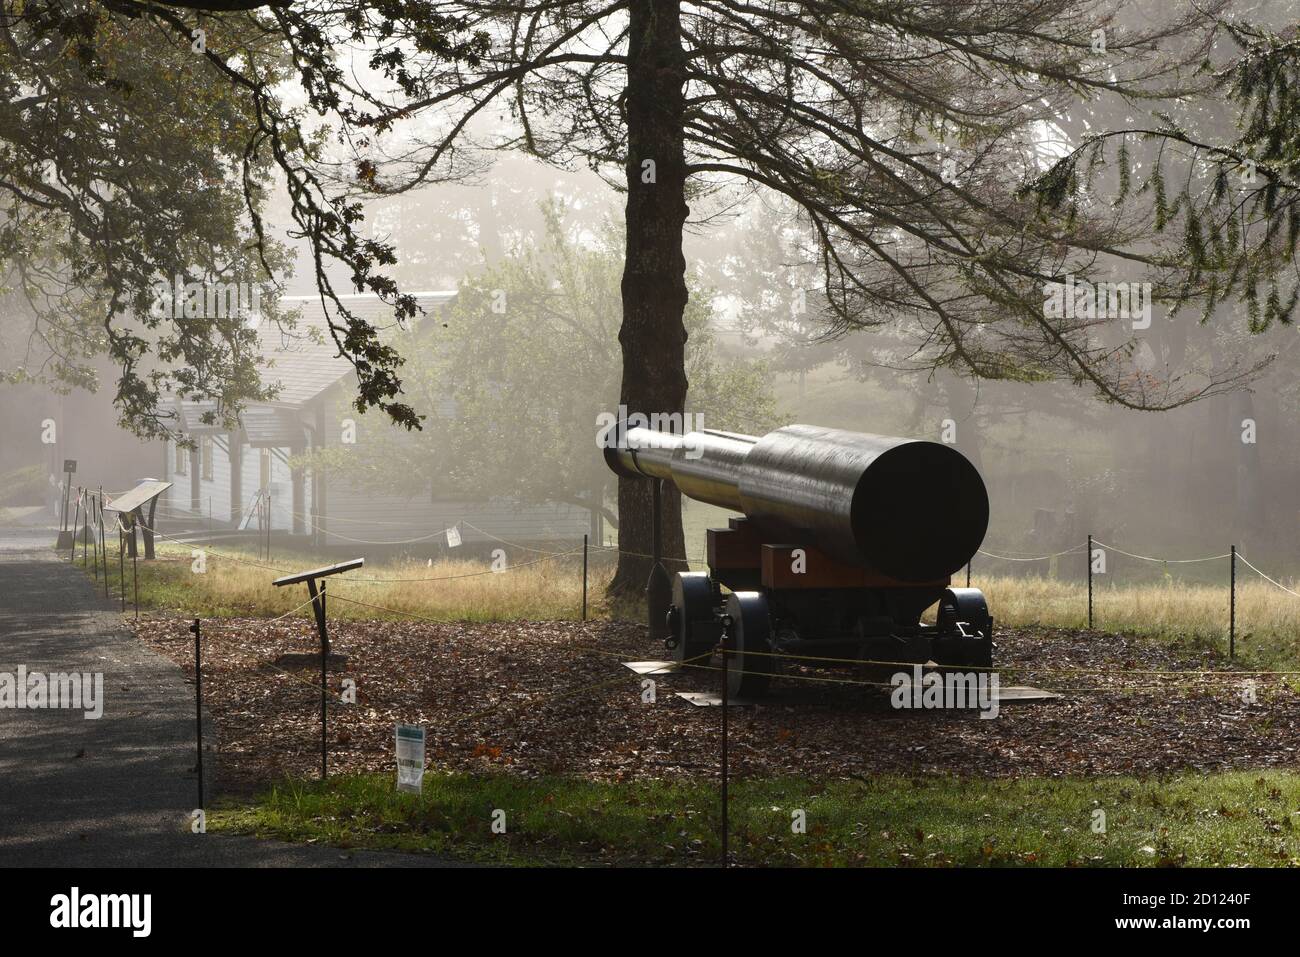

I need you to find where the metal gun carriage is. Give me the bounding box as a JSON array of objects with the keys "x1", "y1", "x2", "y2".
[{"x1": 604, "y1": 422, "x2": 994, "y2": 698}]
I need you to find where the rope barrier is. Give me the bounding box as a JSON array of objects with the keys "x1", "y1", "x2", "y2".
[
  {"x1": 332, "y1": 547, "x2": 584, "y2": 584},
  {"x1": 257, "y1": 655, "x2": 353, "y2": 702},
  {"x1": 136, "y1": 521, "x2": 292, "y2": 572},
  {"x1": 324, "y1": 593, "x2": 453, "y2": 625},
  {"x1": 130, "y1": 518, "x2": 584, "y2": 586},
  {"x1": 459, "y1": 521, "x2": 577, "y2": 556},
  {"x1": 295, "y1": 594, "x2": 1300, "y2": 682},
  {"x1": 734, "y1": 646, "x2": 1300, "y2": 677},
  {"x1": 589, "y1": 542, "x2": 708, "y2": 564},
  {"x1": 189, "y1": 593, "x2": 323, "y2": 634},
  {"x1": 1090, "y1": 539, "x2": 1233, "y2": 565},
  {"x1": 146, "y1": 500, "x2": 584, "y2": 550},
  {"x1": 85, "y1": 495, "x2": 1300, "y2": 605},
  {"x1": 1235, "y1": 552, "x2": 1300, "y2": 600},
  {"x1": 292, "y1": 522, "x2": 460, "y2": 547},
  {"x1": 74, "y1": 477, "x2": 1300, "y2": 671},
  {"x1": 976, "y1": 545, "x2": 1085, "y2": 562},
  {"x1": 673, "y1": 655, "x2": 1300, "y2": 694}
]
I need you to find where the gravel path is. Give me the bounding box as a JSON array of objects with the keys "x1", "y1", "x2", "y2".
[{"x1": 0, "y1": 523, "x2": 455, "y2": 867}]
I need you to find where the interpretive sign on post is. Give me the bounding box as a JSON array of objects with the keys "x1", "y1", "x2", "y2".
[{"x1": 395, "y1": 724, "x2": 426, "y2": 794}]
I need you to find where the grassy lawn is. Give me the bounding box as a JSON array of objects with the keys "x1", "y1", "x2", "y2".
[{"x1": 210, "y1": 770, "x2": 1300, "y2": 867}]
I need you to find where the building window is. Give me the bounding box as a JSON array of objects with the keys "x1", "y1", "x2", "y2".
[
  {"x1": 175, "y1": 441, "x2": 187, "y2": 475},
  {"x1": 259, "y1": 449, "x2": 271, "y2": 491},
  {"x1": 201, "y1": 437, "x2": 214, "y2": 481}
]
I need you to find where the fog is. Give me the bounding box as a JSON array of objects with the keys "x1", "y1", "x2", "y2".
[{"x1": 1, "y1": 0, "x2": 1297, "y2": 588}]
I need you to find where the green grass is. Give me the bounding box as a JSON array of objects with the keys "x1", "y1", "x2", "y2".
[{"x1": 210, "y1": 770, "x2": 1300, "y2": 867}]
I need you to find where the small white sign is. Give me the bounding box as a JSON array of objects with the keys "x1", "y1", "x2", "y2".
[
  {"x1": 395, "y1": 724, "x2": 426, "y2": 794},
  {"x1": 446, "y1": 525, "x2": 462, "y2": 548}
]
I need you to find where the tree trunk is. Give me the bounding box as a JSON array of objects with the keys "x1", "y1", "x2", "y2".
[{"x1": 608, "y1": 0, "x2": 690, "y2": 598}]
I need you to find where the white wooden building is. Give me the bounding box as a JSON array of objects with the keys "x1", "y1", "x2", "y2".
[{"x1": 157, "y1": 292, "x2": 592, "y2": 549}]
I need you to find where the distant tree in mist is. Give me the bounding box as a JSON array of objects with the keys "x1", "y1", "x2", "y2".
[{"x1": 311, "y1": 201, "x2": 781, "y2": 527}]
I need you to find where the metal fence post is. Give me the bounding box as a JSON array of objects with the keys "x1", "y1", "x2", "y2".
[
  {"x1": 118, "y1": 526, "x2": 126, "y2": 612},
  {"x1": 69, "y1": 489, "x2": 81, "y2": 562},
  {"x1": 720, "y1": 639, "x2": 729, "y2": 868},
  {"x1": 60, "y1": 476, "x2": 72, "y2": 533},
  {"x1": 647, "y1": 479, "x2": 670, "y2": 640},
  {"x1": 318, "y1": 580, "x2": 329, "y2": 780},
  {"x1": 99, "y1": 492, "x2": 109, "y2": 598},
  {"x1": 582, "y1": 533, "x2": 589, "y2": 622},
  {"x1": 1229, "y1": 545, "x2": 1236, "y2": 658},
  {"x1": 1087, "y1": 534, "x2": 1093, "y2": 630},
  {"x1": 90, "y1": 491, "x2": 98, "y2": 580},
  {"x1": 190, "y1": 619, "x2": 204, "y2": 810}
]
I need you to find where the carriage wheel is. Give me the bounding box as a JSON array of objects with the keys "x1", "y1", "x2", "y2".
[
  {"x1": 936, "y1": 587, "x2": 991, "y2": 638},
  {"x1": 668, "y1": 571, "x2": 719, "y2": 667},
  {"x1": 724, "y1": 591, "x2": 776, "y2": 699}
]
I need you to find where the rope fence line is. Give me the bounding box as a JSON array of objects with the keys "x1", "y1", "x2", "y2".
[
  {"x1": 76, "y1": 489, "x2": 1300, "y2": 600},
  {"x1": 976, "y1": 544, "x2": 1086, "y2": 562},
  {"x1": 333, "y1": 548, "x2": 585, "y2": 584},
  {"x1": 135, "y1": 521, "x2": 292, "y2": 573},
  {"x1": 241, "y1": 585, "x2": 1300, "y2": 684},
  {"x1": 129, "y1": 517, "x2": 696, "y2": 587},
  {"x1": 589, "y1": 542, "x2": 710, "y2": 564},
  {"x1": 1236, "y1": 553, "x2": 1300, "y2": 600},
  {"x1": 325, "y1": 593, "x2": 457, "y2": 624},
  {"x1": 96, "y1": 512, "x2": 1300, "y2": 633},
  {"x1": 1090, "y1": 539, "x2": 1233, "y2": 565},
  {"x1": 191, "y1": 593, "x2": 323, "y2": 635},
  {"x1": 560, "y1": 635, "x2": 1300, "y2": 680},
  {"x1": 670, "y1": 655, "x2": 1292, "y2": 695},
  {"x1": 188, "y1": 595, "x2": 359, "y2": 702},
  {"x1": 142, "y1": 501, "x2": 584, "y2": 552},
  {"x1": 459, "y1": 521, "x2": 579, "y2": 556},
  {"x1": 67, "y1": 475, "x2": 1300, "y2": 665}
]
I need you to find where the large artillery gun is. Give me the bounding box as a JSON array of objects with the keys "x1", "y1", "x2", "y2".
[{"x1": 604, "y1": 422, "x2": 994, "y2": 698}]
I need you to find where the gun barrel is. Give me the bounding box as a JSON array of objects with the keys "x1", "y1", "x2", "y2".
[{"x1": 604, "y1": 422, "x2": 988, "y2": 581}]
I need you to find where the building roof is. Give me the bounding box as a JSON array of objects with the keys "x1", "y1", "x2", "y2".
[
  {"x1": 169, "y1": 290, "x2": 455, "y2": 440},
  {"x1": 176, "y1": 401, "x2": 227, "y2": 434},
  {"x1": 258, "y1": 291, "x2": 456, "y2": 407},
  {"x1": 241, "y1": 406, "x2": 307, "y2": 448}
]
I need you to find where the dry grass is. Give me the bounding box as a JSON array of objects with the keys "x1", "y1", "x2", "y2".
[
  {"x1": 132, "y1": 541, "x2": 602, "y2": 622},
  {"x1": 978, "y1": 574, "x2": 1300, "y2": 667},
  {"x1": 118, "y1": 542, "x2": 1300, "y2": 667}
]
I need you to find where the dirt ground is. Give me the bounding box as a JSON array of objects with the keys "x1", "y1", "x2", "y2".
[{"x1": 131, "y1": 616, "x2": 1300, "y2": 795}]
